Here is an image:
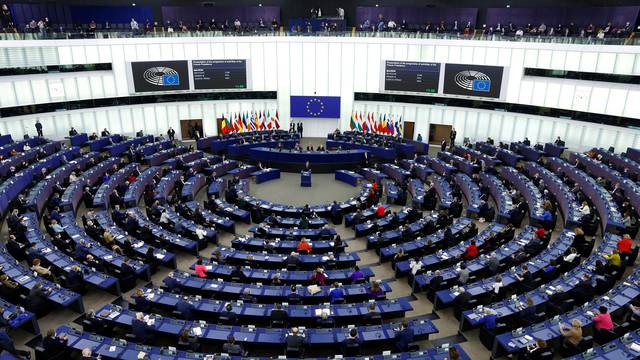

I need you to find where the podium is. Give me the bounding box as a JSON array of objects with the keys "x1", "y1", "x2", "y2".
[{"x1": 301, "y1": 171, "x2": 311, "y2": 187}]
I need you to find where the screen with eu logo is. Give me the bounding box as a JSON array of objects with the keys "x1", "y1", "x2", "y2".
[
  {"x1": 443, "y1": 63, "x2": 504, "y2": 99},
  {"x1": 129, "y1": 60, "x2": 190, "y2": 93},
  {"x1": 290, "y1": 96, "x2": 341, "y2": 118}
]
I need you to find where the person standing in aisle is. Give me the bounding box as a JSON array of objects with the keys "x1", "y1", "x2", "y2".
[{"x1": 35, "y1": 120, "x2": 43, "y2": 137}]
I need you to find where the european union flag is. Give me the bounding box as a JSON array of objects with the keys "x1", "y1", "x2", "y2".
[
  {"x1": 162, "y1": 73, "x2": 180, "y2": 86},
  {"x1": 290, "y1": 96, "x2": 341, "y2": 118},
  {"x1": 472, "y1": 79, "x2": 490, "y2": 92}
]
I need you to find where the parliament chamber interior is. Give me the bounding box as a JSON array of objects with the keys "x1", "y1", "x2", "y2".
[{"x1": 0, "y1": 0, "x2": 640, "y2": 359}]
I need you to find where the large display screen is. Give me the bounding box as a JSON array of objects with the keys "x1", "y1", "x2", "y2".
[
  {"x1": 192, "y1": 60, "x2": 248, "y2": 90},
  {"x1": 130, "y1": 60, "x2": 190, "y2": 93},
  {"x1": 443, "y1": 63, "x2": 504, "y2": 99},
  {"x1": 384, "y1": 61, "x2": 440, "y2": 93}
]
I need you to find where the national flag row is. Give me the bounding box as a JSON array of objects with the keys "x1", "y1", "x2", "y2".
[
  {"x1": 349, "y1": 112, "x2": 404, "y2": 136},
  {"x1": 220, "y1": 110, "x2": 280, "y2": 135}
]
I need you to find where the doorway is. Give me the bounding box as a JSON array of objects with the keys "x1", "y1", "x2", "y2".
[
  {"x1": 180, "y1": 119, "x2": 203, "y2": 140},
  {"x1": 429, "y1": 124, "x2": 452, "y2": 144},
  {"x1": 403, "y1": 122, "x2": 414, "y2": 140}
]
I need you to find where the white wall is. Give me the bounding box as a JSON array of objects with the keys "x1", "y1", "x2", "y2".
[
  {"x1": 0, "y1": 37, "x2": 639, "y2": 147},
  {"x1": 3, "y1": 99, "x2": 277, "y2": 140},
  {"x1": 353, "y1": 100, "x2": 640, "y2": 152}
]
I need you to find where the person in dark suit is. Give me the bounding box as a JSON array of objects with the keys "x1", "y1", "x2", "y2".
[
  {"x1": 363, "y1": 302, "x2": 381, "y2": 325},
  {"x1": 453, "y1": 287, "x2": 472, "y2": 312},
  {"x1": 547, "y1": 285, "x2": 569, "y2": 316},
  {"x1": 167, "y1": 127, "x2": 176, "y2": 141},
  {"x1": 35, "y1": 120, "x2": 43, "y2": 137},
  {"x1": 341, "y1": 327, "x2": 362, "y2": 355},
  {"x1": 101, "y1": 128, "x2": 111, "y2": 137},
  {"x1": 0, "y1": 327, "x2": 31, "y2": 359},
  {"x1": 131, "y1": 312, "x2": 155, "y2": 344},
  {"x1": 270, "y1": 303, "x2": 288, "y2": 327},
  {"x1": 69, "y1": 127, "x2": 78, "y2": 136},
  {"x1": 176, "y1": 295, "x2": 196, "y2": 320},
  {"x1": 440, "y1": 139, "x2": 447, "y2": 152},
  {"x1": 394, "y1": 320, "x2": 415, "y2": 352},
  {"x1": 26, "y1": 282, "x2": 50, "y2": 316},
  {"x1": 66, "y1": 265, "x2": 86, "y2": 294},
  {"x1": 220, "y1": 303, "x2": 237, "y2": 324},
  {"x1": 285, "y1": 327, "x2": 306, "y2": 356},
  {"x1": 42, "y1": 328, "x2": 69, "y2": 360},
  {"x1": 449, "y1": 128, "x2": 457, "y2": 149}
]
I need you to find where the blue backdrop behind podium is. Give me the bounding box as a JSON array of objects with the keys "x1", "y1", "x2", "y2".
[{"x1": 290, "y1": 96, "x2": 341, "y2": 118}]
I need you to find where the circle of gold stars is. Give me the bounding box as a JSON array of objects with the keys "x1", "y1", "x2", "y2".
[{"x1": 306, "y1": 98, "x2": 324, "y2": 116}]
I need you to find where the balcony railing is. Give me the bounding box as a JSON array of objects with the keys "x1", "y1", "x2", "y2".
[{"x1": 0, "y1": 29, "x2": 637, "y2": 45}]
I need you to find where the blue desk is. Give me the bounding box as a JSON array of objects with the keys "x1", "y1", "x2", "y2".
[
  {"x1": 214, "y1": 247, "x2": 359, "y2": 270},
  {"x1": 93, "y1": 163, "x2": 139, "y2": 209},
  {"x1": 228, "y1": 140, "x2": 298, "y2": 157},
  {"x1": 500, "y1": 167, "x2": 545, "y2": 224},
  {"x1": 26, "y1": 151, "x2": 97, "y2": 217},
  {"x1": 67, "y1": 133, "x2": 88, "y2": 147},
  {"x1": 399, "y1": 159, "x2": 434, "y2": 182},
  {"x1": 0, "y1": 137, "x2": 42, "y2": 158},
  {"x1": 564, "y1": 328, "x2": 640, "y2": 360},
  {"x1": 212, "y1": 198, "x2": 251, "y2": 223},
  {"x1": 570, "y1": 152, "x2": 640, "y2": 222},
  {"x1": 247, "y1": 225, "x2": 337, "y2": 239},
  {"x1": 105, "y1": 135, "x2": 153, "y2": 156},
  {"x1": 183, "y1": 201, "x2": 235, "y2": 234},
  {"x1": 124, "y1": 166, "x2": 160, "y2": 207},
  {"x1": 437, "y1": 151, "x2": 477, "y2": 176},
  {"x1": 248, "y1": 147, "x2": 364, "y2": 166},
  {"x1": 0, "y1": 249, "x2": 83, "y2": 312},
  {"x1": 87, "y1": 134, "x2": 121, "y2": 152},
  {"x1": 493, "y1": 253, "x2": 640, "y2": 358},
  {"x1": 301, "y1": 170, "x2": 311, "y2": 187},
  {"x1": 597, "y1": 148, "x2": 640, "y2": 180},
  {"x1": 359, "y1": 167, "x2": 387, "y2": 183},
  {"x1": 236, "y1": 181, "x2": 371, "y2": 219},
  {"x1": 59, "y1": 211, "x2": 150, "y2": 279},
  {"x1": 169, "y1": 271, "x2": 388, "y2": 303},
  {"x1": 459, "y1": 232, "x2": 618, "y2": 333},
  {"x1": 381, "y1": 163, "x2": 410, "y2": 183},
  {"x1": 523, "y1": 162, "x2": 581, "y2": 227},
  {"x1": 194, "y1": 261, "x2": 373, "y2": 285},
  {"x1": 453, "y1": 145, "x2": 501, "y2": 168},
  {"x1": 164, "y1": 150, "x2": 203, "y2": 169},
  {"x1": 335, "y1": 170, "x2": 362, "y2": 186},
  {"x1": 94, "y1": 211, "x2": 176, "y2": 269},
  {"x1": 95, "y1": 305, "x2": 437, "y2": 347},
  {"x1": 0, "y1": 141, "x2": 60, "y2": 177},
  {"x1": 510, "y1": 142, "x2": 544, "y2": 162},
  {"x1": 381, "y1": 218, "x2": 474, "y2": 270},
  {"x1": 434, "y1": 229, "x2": 574, "y2": 310},
  {"x1": 428, "y1": 157, "x2": 457, "y2": 177},
  {"x1": 479, "y1": 173, "x2": 513, "y2": 223},
  {"x1": 251, "y1": 168, "x2": 281, "y2": 183},
  {"x1": 432, "y1": 175, "x2": 454, "y2": 209},
  {"x1": 232, "y1": 236, "x2": 344, "y2": 254},
  {"x1": 153, "y1": 170, "x2": 182, "y2": 204},
  {"x1": 23, "y1": 213, "x2": 121, "y2": 295},
  {"x1": 128, "y1": 207, "x2": 200, "y2": 255},
  {"x1": 326, "y1": 140, "x2": 396, "y2": 160},
  {"x1": 57, "y1": 323, "x2": 468, "y2": 359},
  {"x1": 181, "y1": 174, "x2": 206, "y2": 201},
  {"x1": 544, "y1": 142, "x2": 565, "y2": 157},
  {"x1": 229, "y1": 165, "x2": 259, "y2": 179},
  {"x1": 454, "y1": 173, "x2": 481, "y2": 216},
  {"x1": 414, "y1": 227, "x2": 535, "y2": 292},
  {"x1": 60, "y1": 157, "x2": 123, "y2": 212},
  {"x1": 547, "y1": 157, "x2": 624, "y2": 232},
  {"x1": 145, "y1": 146, "x2": 187, "y2": 166}
]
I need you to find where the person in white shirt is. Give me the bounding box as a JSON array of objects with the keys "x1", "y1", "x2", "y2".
[
  {"x1": 195, "y1": 225, "x2": 207, "y2": 240},
  {"x1": 564, "y1": 247, "x2": 579, "y2": 263},
  {"x1": 387, "y1": 20, "x2": 396, "y2": 30},
  {"x1": 578, "y1": 202, "x2": 591, "y2": 217},
  {"x1": 130, "y1": 18, "x2": 139, "y2": 31},
  {"x1": 159, "y1": 210, "x2": 170, "y2": 224},
  {"x1": 491, "y1": 275, "x2": 503, "y2": 295}
]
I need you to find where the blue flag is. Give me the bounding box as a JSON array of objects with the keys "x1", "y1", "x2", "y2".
[{"x1": 290, "y1": 96, "x2": 341, "y2": 118}]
